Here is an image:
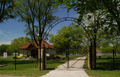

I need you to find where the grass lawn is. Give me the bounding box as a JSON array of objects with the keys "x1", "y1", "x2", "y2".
[
  {"x1": 83, "y1": 54, "x2": 120, "y2": 77},
  {"x1": 0, "y1": 56, "x2": 66, "y2": 77},
  {"x1": 0, "y1": 55, "x2": 81, "y2": 77}
]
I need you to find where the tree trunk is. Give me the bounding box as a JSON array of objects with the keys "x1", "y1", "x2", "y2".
[
  {"x1": 113, "y1": 49, "x2": 115, "y2": 70},
  {"x1": 115, "y1": 51, "x2": 116, "y2": 56},
  {"x1": 91, "y1": 24, "x2": 97, "y2": 70},
  {"x1": 92, "y1": 38, "x2": 96, "y2": 70},
  {"x1": 38, "y1": 45, "x2": 41, "y2": 70},
  {"x1": 43, "y1": 44, "x2": 46, "y2": 70},
  {"x1": 88, "y1": 33, "x2": 97, "y2": 70}
]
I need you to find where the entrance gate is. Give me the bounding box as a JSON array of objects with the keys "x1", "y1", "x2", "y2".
[{"x1": 43, "y1": 17, "x2": 88, "y2": 69}]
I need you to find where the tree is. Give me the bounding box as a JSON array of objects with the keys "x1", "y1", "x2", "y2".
[
  {"x1": 7, "y1": 37, "x2": 30, "y2": 54},
  {"x1": 49, "y1": 23, "x2": 84, "y2": 56},
  {"x1": 0, "y1": 0, "x2": 14, "y2": 22},
  {"x1": 100, "y1": 29, "x2": 120, "y2": 54},
  {"x1": 55, "y1": 0, "x2": 120, "y2": 70},
  {"x1": 82, "y1": 10, "x2": 109, "y2": 69},
  {"x1": 102, "y1": 0, "x2": 120, "y2": 32},
  {"x1": 24, "y1": 24, "x2": 39, "y2": 41},
  {"x1": 55, "y1": 0, "x2": 109, "y2": 70},
  {"x1": 13, "y1": 0, "x2": 57, "y2": 70},
  {"x1": 0, "y1": 44, "x2": 9, "y2": 55}
]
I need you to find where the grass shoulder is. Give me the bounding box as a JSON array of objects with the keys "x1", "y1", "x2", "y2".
[
  {"x1": 0, "y1": 55, "x2": 81, "y2": 77},
  {"x1": 83, "y1": 54, "x2": 120, "y2": 77}
]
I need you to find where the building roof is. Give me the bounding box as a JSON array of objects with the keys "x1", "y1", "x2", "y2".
[
  {"x1": 96, "y1": 50, "x2": 102, "y2": 52},
  {"x1": 19, "y1": 40, "x2": 56, "y2": 50}
]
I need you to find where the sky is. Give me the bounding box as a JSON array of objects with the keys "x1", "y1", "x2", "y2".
[{"x1": 0, "y1": 6, "x2": 78, "y2": 45}]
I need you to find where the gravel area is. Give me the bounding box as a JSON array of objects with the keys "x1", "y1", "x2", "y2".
[{"x1": 41, "y1": 57, "x2": 89, "y2": 77}]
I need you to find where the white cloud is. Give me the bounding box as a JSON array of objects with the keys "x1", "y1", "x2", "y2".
[
  {"x1": 0, "y1": 29, "x2": 11, "y2": 34},
  {"x1": 0, "y1": 41, "x2": 11, "y2": 45},
  {"x1": 0, "y1": 30, "x2": 8, "y2": 37}
]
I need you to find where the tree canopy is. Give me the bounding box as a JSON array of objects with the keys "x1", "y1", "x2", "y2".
[
  {"x1": 13, "y1": 0, "x2": 58, "y2": 45},
  {"x1": 0, "y1": 44, "x2": 9, "y2": 55},
  {"x1": 49, "y1": 23, "x2": 85, "y2": 54},
  {"x1": 6, "y1": 37, "x2": 30, "y2": 54},
  {"x1": 0, "y1": 0, "x2": 14, "y2": 22}
]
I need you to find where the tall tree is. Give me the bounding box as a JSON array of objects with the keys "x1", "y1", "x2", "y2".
[
  {"x1": 55, "y1": 0, "x2": 108, "y2": 70},
  {"x1": 49, "y1": 23, "x2": 84, "y2": 56},
  {"x1": 102, "y1": 0, "x2": 120, "y2": 32},
  {"x1": 24, "y1": 24, "x2": 39, "y2": 41},
  {"x1": 13, "y1": 0, "x2": 57, "y2": 70},
  {"x1": 100, "y1": 28, "x2": 120, "y2": 55},
  {"x1": 82, "y1": 10, "x2": 108, "y2": 69},
  {"x1": 7, "y1": 37, "x2": 30, "y2": 54},
  {"x1": 0, "y1": 44, "x2": 9, "y2": 55},
  {"x1": 0, "y1": 0, "x2": 14, "y2": 22}
]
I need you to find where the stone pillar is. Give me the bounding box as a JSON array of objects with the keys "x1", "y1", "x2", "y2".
[
  {"x1": 41, "y1": 47, "x2": 46, "y2": 70},
  {"x1": 88, "y1": 46, "x2": 92, "y2": 70},
  {"x1": 38, "y1": 46, "x2": 46, "y2": 70},
  {"x1": 41, "y1": 48, "x2": 43, "y2": 70}
]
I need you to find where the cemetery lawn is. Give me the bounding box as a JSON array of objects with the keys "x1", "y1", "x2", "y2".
[
  {"x1": 0, "y1": 55, "x2": 81, "y2": 77},
  {"x1": 83, "y1": 54, "x2": 120, "y2": 77},
  {"x1": 0, "y1": 56, "x2": 66, "y2": 77}
]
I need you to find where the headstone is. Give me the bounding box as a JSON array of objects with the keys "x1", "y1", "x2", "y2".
[{"x1": 3, "y1": 52, "x2": 7, "y2": 58}]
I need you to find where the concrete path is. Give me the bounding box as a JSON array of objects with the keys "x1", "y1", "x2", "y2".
[{"x1": 41, "y1": 57, "x2": 89, "y2": 77}]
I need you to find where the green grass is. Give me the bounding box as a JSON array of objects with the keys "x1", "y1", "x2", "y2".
[
  {"x1": 0, "y1": 55, "x2": 81, "y2": 77},
  {"x1": 85, "y1": 70, "x2": 120, "y2": 77},
  {"x1": 84, "y1": 54, "x2": 120, "y2": 77},
  {"x1": 0, "y1": 56, "x2": 66, "y2": 77}
]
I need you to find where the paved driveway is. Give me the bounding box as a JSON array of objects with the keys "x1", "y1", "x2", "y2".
[{"x1": 41, "y1": 57, "x2": 89, "y2": 77}]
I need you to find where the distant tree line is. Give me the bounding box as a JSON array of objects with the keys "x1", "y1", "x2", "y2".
[{"x1": 0, "y1": 37, "x2": 30, "y2": 55}]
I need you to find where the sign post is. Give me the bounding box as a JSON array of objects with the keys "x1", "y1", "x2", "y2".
[{"x1": 15, "y1": 50, "x2": 16, "y2": 70}]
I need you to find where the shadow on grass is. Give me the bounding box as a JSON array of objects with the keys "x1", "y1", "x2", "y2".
[
  {"x1": 0, "y1": 60, "x2": 36, "y2": 65},
  {"x1": 0, "y1": 60, "x2": 37, "y2": 70},
  {"x1": 97, "y1": 58, "x2": 120, "y2": 70},
  {"x1": 46, "y1": 68, "x2": 55, "y2": 70},
  {"x1": 47, "y1": 60, "x2": 66, "y2": 64}
]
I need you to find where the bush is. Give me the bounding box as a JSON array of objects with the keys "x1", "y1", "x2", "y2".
[
  {"x1": 49, "y1": 55, "x2": 61, "y2": 60},
  {"x1": 47, "y1": 56, "x2": 50, "y2": 60},
  {"x1": 22, "y1": 55, "x2": 27, "y2": 58},
  {"x1": 17, "y1": 56, "x2": 22, "y2": 59},
  {"x1": 55, "y1": 55, "x2": 61, "y2": 60},
  {"x1": 13, "y1": 56, "x2": 22, "y2": 59},
  {"x1": 13, "y1": 56, "x2": 17, "y2": 59}
]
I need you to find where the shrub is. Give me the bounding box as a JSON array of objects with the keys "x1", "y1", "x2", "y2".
[
  {"x1": 17, "y1": 56, "x2": 22, "y2": 59},
  {"x1": 13, "y1": 56, "x2": 22, "y2": 59},
  {"x1": 49, "y1": 55, "x2": 61, "y2": 60},
  {"x1": 55, "y1": 55, "x2": 61, "y2": 59},
  {"x1": 47, "y1": 56, "x2": 50, "y2": 60},
  {"x1": 22, "y1": 55, "x2": 27, "y2": 58},
  {"x1": 13, "y1": 56, "x2": 17, "y2": 59}
]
